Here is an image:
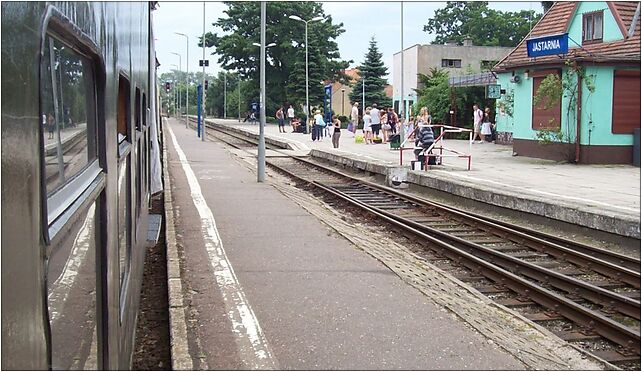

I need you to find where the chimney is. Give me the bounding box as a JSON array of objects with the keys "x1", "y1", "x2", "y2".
[{"x1": 463, "y1": 38, "x2": 473, "y2": 47}]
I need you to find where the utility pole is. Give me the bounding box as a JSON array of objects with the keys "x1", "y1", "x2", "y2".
[
  {"x1": 258, "y1": 1, "x2": 266, "y2": 182},
  {"x1": 238, "y1": 73, "x2": 241, "y2": 122},
  {"x1": 201, "y1": 1, "x2": 206, "y2": 141},
  {"x1": 224, "y1": 72, "x2": 227, "y2": 119}
]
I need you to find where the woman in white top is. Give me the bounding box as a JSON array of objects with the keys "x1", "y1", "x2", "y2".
[{"x1": 362, "y1": 108, "x2": 373, "y2": 144}]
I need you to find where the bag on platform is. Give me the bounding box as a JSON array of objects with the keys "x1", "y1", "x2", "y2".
[
  {"x1": 347, "y1": 122, "x2": 354, "y2": 133},
  {"x1": 355, "y1": 134, "x2": 364, "y2": 143}
]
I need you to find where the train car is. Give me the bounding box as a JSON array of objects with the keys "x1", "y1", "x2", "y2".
[{"x1": 1, "y1": 1, "x2": 163, "y2": 369}]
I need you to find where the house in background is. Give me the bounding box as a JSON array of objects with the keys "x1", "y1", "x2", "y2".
[
  {"x1": 493, "y1": 1, "x2": 640, "y2": 164},
  {"x1": 328, "y1": 68, "x2": 393, "y2": 117},
  {"x1": 393, "y1": 40, "x2": 513, "y2": 118}
]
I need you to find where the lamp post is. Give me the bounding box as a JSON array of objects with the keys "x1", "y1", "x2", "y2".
[
  {"x1": 341, "y1": 88, "x2": 345, "y2": 116},
  {"x1": 201, "y1": 1, "x2": 206, "y2": 141},
  {"x1": 237, "y1": 72, "x2": 241, "y2": 122},
  {"x1": 223, "y1": 72, "x2": 226, "y2": 119},
  {"x1": 288, "y1": 14, "x2": 323, "y2": 132},
  {"x1": 258, "y1": 2, "x2": 267, "y2": 183},
  {"x1": 171, "y1": 63, "x2": 179, "y2": 116},
  {"x1": 171, "y1": 52, "x2": 182, "y2": 117},
  {"x1": 175, "y1": 32, "x2": 189, "y2": 128}
]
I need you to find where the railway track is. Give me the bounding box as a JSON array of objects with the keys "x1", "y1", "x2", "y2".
[{"x1": 202, "y1": 121, "x2": 641, "y2": 368}]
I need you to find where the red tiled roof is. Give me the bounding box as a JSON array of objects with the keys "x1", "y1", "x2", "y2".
[{"x1": 494, "y1": 1, "x2": 641, "y2": 71}]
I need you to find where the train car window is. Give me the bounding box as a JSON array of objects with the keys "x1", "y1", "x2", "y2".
[
  {"x1": 135, "y1": 88, "x2": 142, "y2": 219},
  {"x1": 117, "y1": 75, "x2": 130, "y2": 148},
  {"x1": 47, "y1": 201, "x2": 99, "y2": 370},
  {"x1": 41, "y1": 36, "x2": 97, "y2": 196},
  {"x1": 117, "y1": 155, "x2": 132, "y2": 308},
  {"x1": 135, "y1": 88, "x2": 141, "y2": 131}
]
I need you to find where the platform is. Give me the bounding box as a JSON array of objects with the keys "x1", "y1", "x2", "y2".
[
  {"x1": 162, "y1": 118, "x2": 606, "y2": 370},
  {"x1": 205, "y1": 118, "x2": 641, "y2": 239}
]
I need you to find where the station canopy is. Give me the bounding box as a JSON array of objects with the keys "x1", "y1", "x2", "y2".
[{"x1": 448, "y1": 72, "x2": 496, "y2": 87}]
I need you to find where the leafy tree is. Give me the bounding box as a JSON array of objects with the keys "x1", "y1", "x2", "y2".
[
  {"x1": 413, "y1": 68, "x2": 492, "y2": 127},
  {"x1": 201, "y1": 1, "x2": 350, "y2": 117},
  {"x1": 541, "y1": 2, "x2": 554, "y2": 13},
  {"x1": 423, "y1": 2, "x2": 541, "y2": 47},
  {"x1": 348, "y1": 37, "x2": 391, "y2": 109}
]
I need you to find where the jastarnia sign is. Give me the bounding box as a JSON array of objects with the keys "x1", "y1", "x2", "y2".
[{"x1": 526, "y1": 33, "x2": 569, "y2": 57}]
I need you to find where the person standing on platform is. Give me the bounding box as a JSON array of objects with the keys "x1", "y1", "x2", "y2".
[
  {"x1": 350, "y1": 102, "x2": 359, "y2": 136},
  {"x1": 481, "y1": 107, "x2": 494, "y2": 143},
  {"x1": 472, "y1": 104, "x2": 484, "y2": 143},
  {"x1": 388, "y1": 107, "x2": 399, "y2": 135},
  {"x1": 47, "y1": 113, "x2": 55, "y2": 139},
  {"x1": 276, "y1": 107, "x2": 285, "y2": 133},
  {"x1": 363, "y1": 107, "x2": 373, "y2": 144},
  {"x1": 370, "y1": 103, "x2": 381, "y2": 139},
  {"x1": 313, "y1": 109, "x2": 325, "y2": 142},
  {"x1": 287, "y1": 105, "x2": 295, "y2": 131},
  {"x1": 331, "y1": 115, "x2": 341, "y2": 148},
  {"x1": 380, "y1": 110, "x2": 390, "y2": 143}
]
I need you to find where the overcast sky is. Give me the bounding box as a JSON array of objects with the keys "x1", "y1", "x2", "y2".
[{"x1": 154, "y1": 1, "x2": 543, "y2": 81}]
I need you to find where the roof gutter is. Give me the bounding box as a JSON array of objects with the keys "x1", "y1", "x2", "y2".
[{"x1": 629, "y1": 2, "x2": 641, "y2": 38}]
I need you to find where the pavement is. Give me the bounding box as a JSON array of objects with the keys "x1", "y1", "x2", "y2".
[
  {"x1": 162, "y1": 117, "x2": 607, "y2": 370},
  {"x1": 207, "y1": 118, "x2": 641, "y2": 239}
]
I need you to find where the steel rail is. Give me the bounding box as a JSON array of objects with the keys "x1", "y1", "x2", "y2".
[
  {"x1": 288, "y1": 155, "x2": 640, "y2": 288},
  {"x1": 309, "y1": 180, "x2": 640, "y2": 355},
  {"x1": 328, "y1": 184, "x2": 640, "y2": 320},
  {"x1": 339, "y1": 172, "x2": 641, "y2": 273}
]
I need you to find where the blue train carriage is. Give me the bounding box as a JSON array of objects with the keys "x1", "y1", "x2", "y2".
[{"x1": 1, "y1": 1, "x2": 163, "y2": 369}]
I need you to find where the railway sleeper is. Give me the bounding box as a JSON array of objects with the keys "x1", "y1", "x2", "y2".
[
  {"x1": 591, "y1": 349, "x2": 641, "y2": 364},
  {"x1": 524, "y1": 311, "x2": 565, "y2": 321},
  {"x1": 554, "y1": 329, "x2": 602, "y2": 342}
]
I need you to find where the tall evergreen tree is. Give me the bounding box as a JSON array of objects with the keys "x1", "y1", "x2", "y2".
[{"x1": 349, "y1": 37, "x2": 391, "y2": 109}]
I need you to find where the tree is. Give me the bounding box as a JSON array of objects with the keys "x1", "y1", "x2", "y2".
[
  {"x1": 348, "y1": 37, "x2": 391, "y2": 109},
  {"x1": 541, "y1": 2, "x2": 554, "y2": 13},
  {"x1": 201, "y1": 1, "x2": 350, "y2": 117},
  {"x1": 423, "y1": 2, "x2": 541, "y2": 47},
  {"x1": 414, "y1": 68, "x2": 451, "y2": 124}
]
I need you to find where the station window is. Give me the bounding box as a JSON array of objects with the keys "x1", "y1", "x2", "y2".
[
  {"x1": 441, "y1": 59, "x2": 462, "y2": 68},
  {"x1": 40, "y1": 35, "x2": 98, "y2": 196},
  {"x1": 583, "y1": 11, "x2": 603, "y2": 43},
  {"x1": 612, "y1": 70, "x2": 641, "y2": 134}
]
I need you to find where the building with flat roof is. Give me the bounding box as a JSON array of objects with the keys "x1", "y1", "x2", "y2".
[{"x1": 392, "y1": 39, "x2": 513, "y2": 117}]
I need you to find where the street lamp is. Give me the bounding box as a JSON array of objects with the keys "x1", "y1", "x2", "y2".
[
  {"x1": 288, "y1": 14, "x2": 324, "y2": 131},
  {"x1": 341, "y1": 88, "x2": 345, "y2": 116},
  {"x1": 175, "y1": 32, "x2": 189, "y2": 128},
  {"x1": 252, "y1": 42, "x2": 276, "y2": 47},
  {"x1": 171, "y1": 52, "x2": 182, "y2": 117},
  {"x1": 171, "y1": 63, "x2": 179, "y2": 116}
]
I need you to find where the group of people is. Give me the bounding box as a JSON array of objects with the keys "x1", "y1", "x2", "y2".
[
  {"x1": 471, "y1": 104, "x2": 495, "y2": 144},
  {"x1": 269, "y1": 100, "x2": 495, "y2": 157},
  {"x1": 357, "y1": 103, "x2": 401, "y2": 145}
]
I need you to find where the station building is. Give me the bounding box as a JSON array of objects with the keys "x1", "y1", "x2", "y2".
[
  {"x1": 392, "y1": 40, "x2": 513, "y2": 117},
  {"x1": 493, "y1": 1, "x2": 640, "y2": 164}
]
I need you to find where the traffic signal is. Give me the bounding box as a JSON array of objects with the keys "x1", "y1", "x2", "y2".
[
  {"x1": 204, "y1": 80, "x2": 209, "y2": 91},
  {"x1": 165, "y1": 82, "x2": 170, "y2": 92}
]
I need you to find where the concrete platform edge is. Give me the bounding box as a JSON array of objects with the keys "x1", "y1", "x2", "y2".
[
  {"x1": 162, "y1": 119, "x2": 193, "y2": 370},
  {"x1": 216, "y1": 119, "x2": 637, "y2": 238}
]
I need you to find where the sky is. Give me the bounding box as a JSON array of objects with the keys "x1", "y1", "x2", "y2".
[{"x1": 154, "y1": 1, "x2": 544, "y2": 81}]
